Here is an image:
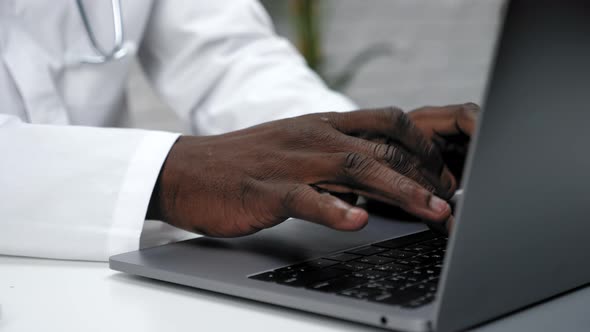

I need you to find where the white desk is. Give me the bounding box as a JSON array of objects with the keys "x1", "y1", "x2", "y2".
[{"x1": 1, "y1": 255, "x2": 589, "y2": 332}]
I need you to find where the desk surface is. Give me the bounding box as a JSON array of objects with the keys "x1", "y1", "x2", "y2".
[{"x1": 1, "y1": 255, "x2": 589, "y2": 332}]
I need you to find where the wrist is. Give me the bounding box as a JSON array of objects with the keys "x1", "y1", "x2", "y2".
[{"x1": 146, "y1": 136, "x2": 185, "y2": 221}]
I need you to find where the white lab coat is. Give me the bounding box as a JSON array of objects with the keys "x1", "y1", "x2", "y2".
[{"x1": 0, "y1": 0, "x2": 355, "y2": 261}]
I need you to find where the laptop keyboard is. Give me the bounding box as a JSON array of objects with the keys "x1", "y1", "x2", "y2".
[{"x1": 249, "y1": 230, "x2": 447, "y2": 309}]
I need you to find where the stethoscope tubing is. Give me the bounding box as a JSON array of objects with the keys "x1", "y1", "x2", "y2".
[{"x1": 74, "y1": 0, "x2": 129, "y2": 64}]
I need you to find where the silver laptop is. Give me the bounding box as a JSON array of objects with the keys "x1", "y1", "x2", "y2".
[{"x1": 110, "y1": 1, "x2": 590, "y2": 331}]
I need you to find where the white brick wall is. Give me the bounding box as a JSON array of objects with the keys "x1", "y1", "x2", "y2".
[{"x1": 128, "y1": 0, "x2": 505, "y2": 131}]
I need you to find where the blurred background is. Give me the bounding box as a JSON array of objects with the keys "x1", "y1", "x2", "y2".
[{"x1": 128, "y1": 0, "x2": 504, "y2": 133}]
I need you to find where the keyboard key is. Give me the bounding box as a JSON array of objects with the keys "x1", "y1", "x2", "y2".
[
  {"x1": 383, "y1": 276, "x2": 413, "y2": 289},
  {"x1": 275, "y1": 265, "x2": 306, "y2": 274},
  {"x1": 275, "y1": 267, "x2": 348, "y2": 287},
  {"x1": 425, "y1": 283, "x2": 438, "y2": 293},
  {"x1": 420, "y1": 266, "x2": 440, "y2": 278},
  {"x1": 345, "y1": 246, "x2": 387, "y2": 256},
  {"x1": 356, "y1": 256, "x2": 396, "y2": 265},
  {"x1": 309, "y1": 277, "x2": 367, "y2": 292},
  {"x1": 276, "y1": 264, "x2": 315, "y2": 273},
  {"x1": 395, "y1": 255, "x2": 440, "y2": 267},
  {"x1": 333, "y1": 262, "x2": 373, "y2": 272},
  {"x1": 430, "y1": 264, "x2": 443, "y2": 276},
  {"x1": 405, "y1": 276, "x2": 422, "y2": 284},
  {"x1": 404, "y1": 244, "x2": 435, "y2": 254},
  {"x1": 407, "y1": 257, "x2": 436, "y2": 267},
  {"x1": 351, "y1": 270, "x2": 389, "y2": 280},
  {"x1": 366, "y1": 280, "x2": 404, "y2": 290},
  {"x1": 424, "y1": 252, "x2": 445, "y2": 261},
  {"x1": 411, "y1": 283, "x2": 430, "y2": 292},
  {"x1": 421, "y1": 238, "x2": 448, "y2": 248},
  {"x1": 249, "y1": 271, "x2": 282, "y2": 282},
  {"x1": 249, "y1": 230, "x2": 447, "y2": 304},
  {"x1": 393, "y1": 259, "x2": 417, "y2": 267},
  {"x1": 373, "y1": 231, "x2": 438, "y2": 249},
  {"x1": 325, "y1": 253, "x2": 362, "y2": 262},
  {"x1": 425, "y1": 278, "x2": 440, "y2": 291},
  {"x1": 301, "y1": 259, "x2": 339, "y2": 269},
  {"x1": 378, "y1": 250, "x2": 417, "y2": 259},
  {"x1": 404, "y1": 269, "x2": 433, "y2": 283},
  {"x1": 388, "y1": 274, "x2": 409, "y2": 283},
  {"x1": 373, "y1": 262, "x2": 412, "y2": 273}
]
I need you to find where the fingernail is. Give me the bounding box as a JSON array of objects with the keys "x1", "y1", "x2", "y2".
[
  {"x1": 346, "y1": 207, "x2": 365, "y2": 223},
  {"x1": 463, "y1": 102, "x2": 479, "y2": 111},
  {"x1": 429, "y1": 196, "x2": 450, "y2": 213}
]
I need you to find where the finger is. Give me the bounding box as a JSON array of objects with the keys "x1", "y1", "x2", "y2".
[
  {"x1": 331, "y1": 152, "x2": 453, "y2": 222},
  {"x1": 409, "y1": 103, "x2": 479, "y2": 137},
  {"x1": 313, "y1": 180, "x2": 452, "y2": 226},
  {"x1": 328, "y1": 107, "x2": 446, "y2": 176},
  {"x1": 335, "y1": 135, "x2": 456, "y2": 197},
  {"x1": 279, "y1": 184, "x2": 368, "y2": 231},
  {"x1": 310, "y1": 184, "x2": 359, "y2": 206},
  {"x1": 332, "y1": 193, "x2": 359, "y2": 205}
]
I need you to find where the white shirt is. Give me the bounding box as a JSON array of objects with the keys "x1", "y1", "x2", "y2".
[{"x1": 0, "y1": 0, "x2": 355, "y2": 261}]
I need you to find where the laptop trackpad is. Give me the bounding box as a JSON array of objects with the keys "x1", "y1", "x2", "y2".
[{"x1": 128, "y1": 215, "x2": 428, "y2": 279}]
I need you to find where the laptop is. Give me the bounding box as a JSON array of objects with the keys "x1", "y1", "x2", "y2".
[{"x1": 110, "y1": 1, "x2": 590, "y2": 331}]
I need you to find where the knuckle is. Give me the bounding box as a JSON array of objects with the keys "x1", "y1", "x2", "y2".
[
  {"x1": 318, "y1": 111, "x2": 340, "y2": 128},
  {"x1": 457, "y1": 105, "x2": 471, "y2": 119},
  {"x1": 281, "y1": 186, "x2": 306, "y2": 213},
  {"x1": 323, "y1": 111, "x2": 340, "y2": 119},
  {"x1": 393, "y1": 176, "x2": 421, "y2": 202},
  {"x1": 238, "y1": 178, "x2": 260, "y2": 217},
  {"x1": 457, "y1": 103, "x2": 480, "y2": 122},
  {"x1": 412, "y1": 106, "x2": 431, "y2": 113},
  {"x1": 239, "y1": 178, "x2": 257, "y2": 205},
  {"x1": 378, "y1": 107, "x2": 405, "y2": 130},
  {"x1": 410, "y1": 171, "x2": 437, "y2": 193},
  {"x1": 380, "y1": 145, "x2": 416, "y2": 176},
  {"x1": 403, "y1": 167, "x2": 422, "y2": 183},
  {"x1": 396, "y1": 156, "x2": 414, "y2": 176},
  {"x1": 384, "y1": 106, "x2": 404, "y2": 120},
  {"x1": 462, "y1": 102, "x2": 480, "y2": 113},
  {"x1": 388, "y1": 107, "x2": 410, "y2": 131},
  {"x1": 378, "y1": 144, "x2": 396, "y2": 163},
  {"x1": 342, "y1": 152, "x2": 373, "y2": 177},
  {"x1": 423, "y1": 182, "x2": 437, "y2": 193},
  {"x1": 343, "y1": 152, "x2": 363, "y2": 169}
]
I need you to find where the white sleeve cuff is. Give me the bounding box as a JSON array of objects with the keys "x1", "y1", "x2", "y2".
[{"x1": 107, "y1": 131, "x2": 180, "y2": 256}]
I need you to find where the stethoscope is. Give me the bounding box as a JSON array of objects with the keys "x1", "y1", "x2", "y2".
[{"x1": 74, "y1": 0, "x2": 131, "y2": 64}]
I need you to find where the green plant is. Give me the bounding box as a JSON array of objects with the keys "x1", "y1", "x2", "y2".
[
  {"x1": 289, "y1": 0, "x2": 322, "y2": 72},
  {"x1": 288, "y1": 0, "x2": 392, "y2": 90}
]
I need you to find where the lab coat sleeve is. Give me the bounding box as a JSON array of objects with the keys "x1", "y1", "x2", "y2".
[
  {"x1": 137, "y1": 0, "x2": 357, "y2": 135},
  {"x1": 0, "y1": 114, "x2": 179, "y2": 261}
]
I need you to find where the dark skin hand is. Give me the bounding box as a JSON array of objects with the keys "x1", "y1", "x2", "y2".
[
  {"x1": 367, "y1": 103, "x2": 479, "y2": 231},
  {"x1": 147, "y1": 104, "x2": 478, "y2": 236}
]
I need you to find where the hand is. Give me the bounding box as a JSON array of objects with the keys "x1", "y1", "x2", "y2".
[
  {"x1": 147, "y1": 108, "x2": 458, "y2": 237},
  {"x1": 409, "y1": 103, "x2": 479, "y2": 185},
  {"x1": 408, "y1": 103, "x2": 479, "y2": 230}
]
